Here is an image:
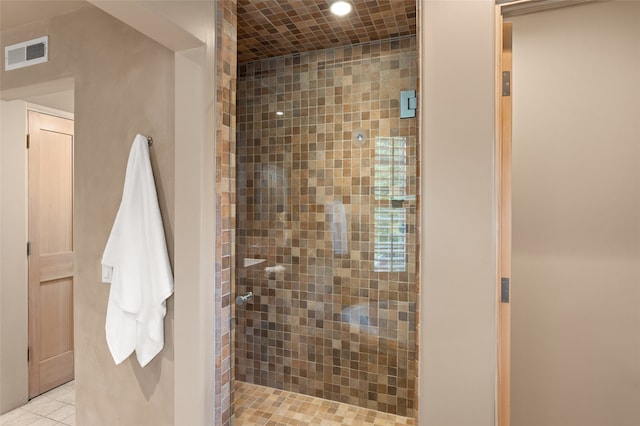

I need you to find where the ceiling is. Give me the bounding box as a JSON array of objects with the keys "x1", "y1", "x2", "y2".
[
  {"x1": 237, "y1": 0, "x2": 417, "y2": 63},
  {"x1": 1, "y1": 0, "x2": 417, "y2": 64},
  {"x1": 0, "y1": 1, "x2": 90, "y2": 30}
]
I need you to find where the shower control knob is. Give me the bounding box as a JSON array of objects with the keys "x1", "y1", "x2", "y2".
[{"x1": 236, "y1": 292, "x2": 253, "y2": 305}]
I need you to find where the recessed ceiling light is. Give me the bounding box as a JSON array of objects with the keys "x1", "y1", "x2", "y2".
[{"x1": 330, "y1": 1, "x2": 352, "y2": 17}]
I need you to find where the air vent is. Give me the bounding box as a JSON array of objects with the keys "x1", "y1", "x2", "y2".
[{"x1": 5, "y1": 36, "x2": 48, "y2": 71}]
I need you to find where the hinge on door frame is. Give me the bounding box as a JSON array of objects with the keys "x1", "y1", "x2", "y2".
[
  {"x1": 27, "y1": 346, "x2": 30, "y2": 362},
  {"x1": 502, "y1": 71, "x2": 511, "y2": 96},
  {"x1": 400, "y1": 90, "x2": 417, "y2": 118},
  {"x1": 26, "y1": 134, "x2": 30, "y2": 149},
  {"x1": 27, "y1": 241, "x2": 31, "y2": 257},
  {"x1": 501, "y1": 277, "x2": 510, "y2": 303}
]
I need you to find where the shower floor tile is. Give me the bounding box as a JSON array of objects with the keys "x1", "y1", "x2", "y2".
[{"x1": 234, "y1": 381, "x2": 415, "y2": 425}]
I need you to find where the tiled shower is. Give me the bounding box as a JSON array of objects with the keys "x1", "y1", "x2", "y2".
[{"x1": 234, "y1": 36, "x2": 418, "y2": 417}]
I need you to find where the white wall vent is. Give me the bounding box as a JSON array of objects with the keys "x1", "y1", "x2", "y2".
[{"x1": 4, "y1": 36, "x2": 48, "y2": 71}]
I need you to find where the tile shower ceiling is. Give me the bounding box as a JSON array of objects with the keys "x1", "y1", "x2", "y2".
[{"x1": 237, "y1": 0, "x2": 417, "y2": 63}]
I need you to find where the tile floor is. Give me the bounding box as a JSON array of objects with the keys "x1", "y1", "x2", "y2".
[
  {"x1": 1, "y1": 380, "x2": 415, "y2": 425},
  {"x1": 0, "y1": 381, "x2": 75, "y2": 426},
  {"x1": 235, "y1": 381, "x2": 416, "y2": 425}
]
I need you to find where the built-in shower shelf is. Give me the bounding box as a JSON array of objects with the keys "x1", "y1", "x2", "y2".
[{"x1": 243, "y1": 258, "x2": 266, "y2": 268}]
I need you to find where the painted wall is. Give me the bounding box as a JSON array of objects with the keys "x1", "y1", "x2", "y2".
[
  {"x1": 85, "y1": 3, "x2": 218, "y2": 423},
  {"x1": 420, "y1": 1, "x2": 497, "y2": 425},
  {"x1": 0, "y1": 100, "x2": 28, "y2": 413},
  {"x1": 174, "y1": 44, "x2": 216, "y2": 426},
  {"x1": 1, "y1": 6, "x2": 175, "y2": 425},
  {"x1": 511, "y1": 3, "x2": 640, "y2": 425}
]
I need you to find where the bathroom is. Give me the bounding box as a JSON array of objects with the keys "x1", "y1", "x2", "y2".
[
  {"x1": 4, "y1": 1, "x2": 640, "y2": 425},
  {"x1": 1, "y1": 1, "x2": 421, "y2": 423}
]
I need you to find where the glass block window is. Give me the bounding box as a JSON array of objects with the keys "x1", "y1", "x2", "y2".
[
  {"x1": 374, "y1": 136, "x2": 409, "y2": 200},
  {"x1": 374, "y1": 207, "x2": 407, "y2": 272}
]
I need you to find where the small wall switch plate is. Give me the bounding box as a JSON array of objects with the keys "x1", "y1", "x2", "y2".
[{"x1": 101, "y1": 264, "x2": 113, "y2": 283}]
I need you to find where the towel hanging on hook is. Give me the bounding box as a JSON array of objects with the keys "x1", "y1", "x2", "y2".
[{"x1": 102, "y1": 133, "x2": 173, "y2": 367}]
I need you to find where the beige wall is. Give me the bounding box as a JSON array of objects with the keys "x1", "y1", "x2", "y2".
[
  {"x1": 1, "y1": 5, "x2": 176, "y2": 425},
  {"x1": 174, "y1": 44, "x2": 216, "y2": 426},
  {"x1": 511, "y1": 3, "x2": 640, "y2": 425},
  {"x1": 420, "y1": 1, "x2": 497, "y2": 425},
  {"x1": 84, "y1": 3, "x2": 217, "y2": 423},
  {"x1": 0, "y1": 99, "x2": 29, "y2": 413}
]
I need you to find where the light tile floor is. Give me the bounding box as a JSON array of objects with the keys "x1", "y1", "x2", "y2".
[
  {"x1": 235, "y1": 381, "x2": 416, "y2": 425},
  {"x1": 0, "y1": 381, "x2": 75, "y2": 426}
]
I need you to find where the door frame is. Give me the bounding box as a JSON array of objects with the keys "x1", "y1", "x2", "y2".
[{"x1": 495, "y1": 14, "x2": 512, "y2": 426}]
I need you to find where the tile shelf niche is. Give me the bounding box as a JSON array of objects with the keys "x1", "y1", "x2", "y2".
[{"x1": 243, "y1": 258, "x2": 266, "y2": 268}]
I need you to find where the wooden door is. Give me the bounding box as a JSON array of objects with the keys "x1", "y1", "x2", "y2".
[
  {"x1": 497, "y1": 20, "x2": 513, "y2": 426},
  {"x1": 28, "y1": 110, "x2": 75, "y2": 398}
]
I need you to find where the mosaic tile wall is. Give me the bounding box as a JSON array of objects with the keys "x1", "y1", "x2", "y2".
[
  {"x1": 235, "y1": 36, "x2": 418, "y2": 417},
  {"x1": 215, "y1": 0, "x2": 237, "y2": 424},
  {"x1": 237, "y1": 0, "x2": 417, "y2": 63}
]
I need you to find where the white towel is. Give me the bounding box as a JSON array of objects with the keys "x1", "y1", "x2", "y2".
[{"x1": 102, "y1": 134, "x2": 174, "y2": 367}]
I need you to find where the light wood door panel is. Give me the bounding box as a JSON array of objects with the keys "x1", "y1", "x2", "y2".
[
  {"x1": 28, "y1": 110, "x2": 75, "y2": 398},
  {"x1": 39, "y1": 253, "x2": 74, "y2": 283},
  {"x1": 39, "y1": 278, "x2": 73, "y2": 360},
  {"x1": 39, "y1": 131, "x2": 73, "y2": 254}
]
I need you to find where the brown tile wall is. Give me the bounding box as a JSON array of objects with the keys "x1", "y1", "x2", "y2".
[
  {"x1": 216, "y1": 0, "x2": 237, "y2": 425},
  {"x1": 237, "y1": 0, "x2": 417, "y2": 63},
  {"x1": 235, "y1": 36, "x2": 418, "y2": 417}
]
